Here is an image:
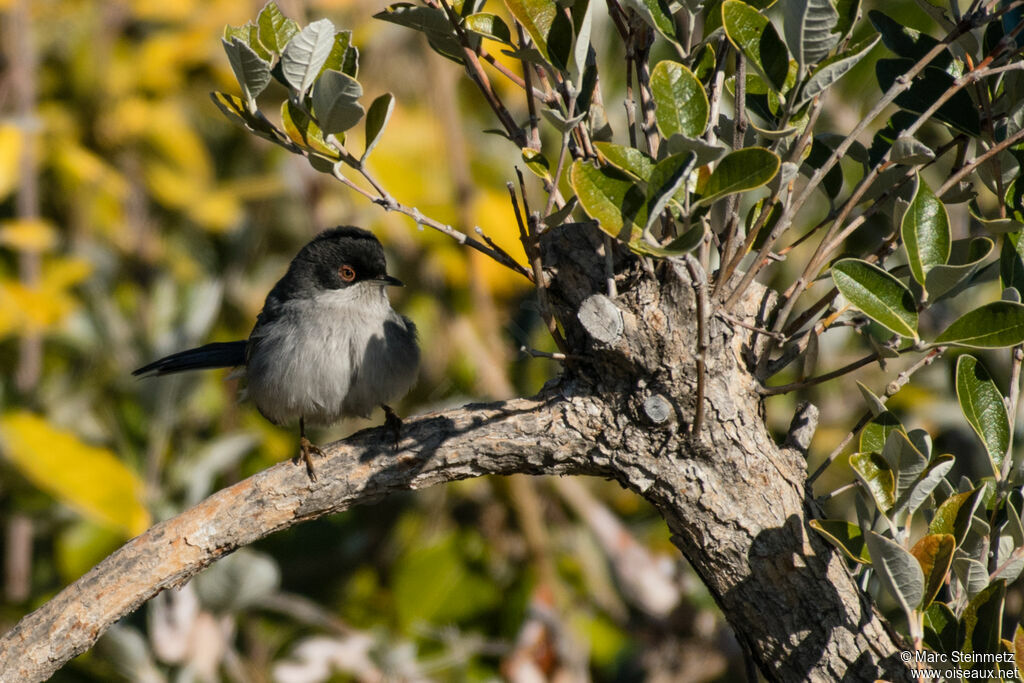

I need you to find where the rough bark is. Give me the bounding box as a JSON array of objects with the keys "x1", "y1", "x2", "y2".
[{"x1": 0, "y1": 224, "x2": 912, "y2": 682}]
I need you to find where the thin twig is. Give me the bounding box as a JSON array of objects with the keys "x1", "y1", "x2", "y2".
[
  {"x1": 806, "y1": 347, "x2": 945, "y2": 485},
  {"x1": 331, "y1": 163, "x2": 532, "y2": 280},
  {"x1": 684, "y1": 255, "x2": 709, "y2": 433}
]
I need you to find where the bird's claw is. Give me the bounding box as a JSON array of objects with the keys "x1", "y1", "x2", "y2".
[
  {"x1": 299, "y1": 436, "x2": 326, "y2": 481},
  {"x1": 382, "y1": 404, "x2": 403, "y2": 451}
]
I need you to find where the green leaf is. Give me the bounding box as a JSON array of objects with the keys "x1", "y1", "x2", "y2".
[
  {"x1": 630, "y1": 226, "x2": 705, "y2": 257},
  {"x1": 781, "y1": 0, "x2": 839, "y2": 73},
  {"x1": 929, "y1": 488, "x2": 984, "y2": 546},
  {"x1": 465, "y1": 13, "x2": 515, "y2": 44},
  {"x1": 644, "y1": 152, "x2": 696, "y2": 232},
  {"x1": 796, "y1": 35, "x2": 879, "y2": 107},
  {"x1": 833, "y1": 0, "x2": 860, "y2": 43},
  {"x1": 1000, "y1": 232, "x2": 1024, "y2": 293},
  {"x1": 374, "y1": 4, "x2": 464, "y2": 63},
  {"x1": 311, "y1": 70, "x2": 364, "y2": 135},
  {"x1": 650, "y1": 61, "x2": 709, "y2": 138},
  {"x1": 911, "y1": 534, "x2": 956, "y2": 609},
  {"x1": 856, "y1": 382, "x2": 888, "y2": 417},
  {"x1": 902, "y1": 176, "x2": 951, "y2": 287},
  {"x1": 393, "y1": 532, "x2": 501, "y2": 628},
  {"x1": 881, "y1": 429, "x2": 927, "y2": 498},
  {"x1": 621, "y1": 0, "x2": 677, "y2": 42},
  {"x1": 570, "y1": 161, "x2": 647, "y2": 241},
  {"x1": 694, "y1": 148, "x2": 780, "y2": 208},
  {"x1": 503, "y1": 0, "x2": 572, "y2": 70},
  {"x1": 281, "y1": 18, "x2": 336, "y2": 95},
  {"x1": 320, "y1": 31, "x2": 358, "y2": 78},
  {"x1": 522, "y1": 148, "x2": 552, "y2": 180},
  {"x1": 831, "y1": 258, "x2": 919, "y2": 338},
  {"x1": 865, "y1": 531, "x2": 925, "y2": 614},
  {"x1": 924, "y1": 602, "x2": 959, "y2": 656},
  {"x1": 860, "y1": 412, "x2": 902, "y2": 455},
  {"x1": 663, "y1": 134, "x2": 728, "y2": 166},
  {"x1": 362, "y1": 93, "x2": 395, "y2": 161},
  {"x1": 809, "y1": 519, "x2": 870, "y2": 563},
  {"x1": 281, "y1": 100, "x2": 339, "y2": 159},
  {"x1": 722, "y1": 0, "x2": 790, "y2": 92},
  {"x1": 953, "y1": 553, "x2": 990, "y2": 600},
  {"x1": 224, "y1": 21, "x2": 271, "y2": 61},
  {"x1": 934, "y1": 301, "x2": 1024, "y2": 347},
  {"x1": 210, "y1": 91, "x2": 283, "y2": 144},
  {"x1": 956, "y1": 355, "x2": 1010, "y2": 477},
  {"x1": 961, "y1": 580, "x2": 1006, "y2": 660},
  {"x1": 850, "y1": 451, "x2": 895, "y2": 512},
  {"x1": 924, "y1": 237, "x2": 993, "y2": 302},
  {"x1": 221, "y1": 39, "x2": 271, "y2": 111},
  {"x1": 257, "y1": 1, "x2": 299, "y2": 54},
  {"x1": 593, "y1": 142, "x2": 655, "y2": 182},
  {"x1": 895, "y1": 454, "x2": 954, "y2": 517},
  {"x1": 867, "y1": 10, "x2": 951, "y2": 67},
  {"x1": 876, "y1": 59, "x2": 981, "y2": 136}
]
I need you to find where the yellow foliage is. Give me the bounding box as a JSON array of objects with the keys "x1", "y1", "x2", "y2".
[
  {"x1": 469, "y1": 189, "x2": 530, "y2": 295},
  {"x1": 0, "y1": 257, "x2": 92, "y2": 336},
  {"x1": 0, "y1": 124, "x2": 22, "y2": 201},
  {"x1": 0, "y1": 218, "x2": 58, "y2": 252},
  {"x1": 0, "y1": 412, "x2": 150, "y2": 537}
]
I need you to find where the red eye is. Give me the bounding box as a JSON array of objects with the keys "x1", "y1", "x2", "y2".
[{"x1": 339, "y1": 265, "x2": 356, "y2": 282}]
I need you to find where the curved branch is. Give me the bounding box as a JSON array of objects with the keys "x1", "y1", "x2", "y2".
[{"x1": 0, "y1": 393, "x2": 598, "y2": 683}]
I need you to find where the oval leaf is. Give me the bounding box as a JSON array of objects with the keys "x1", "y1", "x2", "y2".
[
  {"x1": 924, "y1": 237, "x2": 993, "y2": 302},
  {"x1": 594, "y1": 142, "x2": 655, "y2": 181},
  {"x1": 910, "y1": 533, "x2": 955, "y2": 609},
  {"x1": 312, "y1": 70, "x2": 365, "y2": 135},
  {"x1": 902, "y1": 176, "x2": 951, "y2": 287},
  {"x1": 832, "y1": 258, "x2": 919, "y2": 338},
  {"x1": 782, "y1": 0, "x2": 839, "y2": 73},
  {"x1": 363, "y1": 92, "x2": 395, "y2": 161},
  {"x1": 570, "y1": 160, "x2": 647, "y2": 241},
  {"x1": 651, "y1": 61, "x2": 709, "y2": 138},
  {"x1": 934, "y1": 301, "x2": 1024, "y2": 347},
  {"x1": 695, "y1": 148, "x2": 780, "y2": 208},
  {"x1": 797, "y1": 35, "x2": 879, "y2": 107},
  {"x1": 281, "y1": 18, "x2": 336, "y2": 95},
  {"x1": 722, "y1": 0, "x2": 790, "y2": 91},
  {"x1": 810, "y1": 519, "x2": 870, "y2": 563},
  {"x1": 257, "y1": 1, "x2": 300, "y2": 54},
  {"x1": 865, "y1": 531, "x2": 925, "y2": 613},
  {"x1": 956, "y1": 355, "x2": 1010, "y2": 476},
  {"x1": 850, "y1": 451, "x2": 895, "y2": 512},
  {"x1": 222, "y1": 38, "x2": 271, "y2": 111}
]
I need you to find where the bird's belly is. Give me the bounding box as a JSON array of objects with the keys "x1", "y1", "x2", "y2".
[{"x1": 246, "y1": 310, "x2": 418, "y2": 427}]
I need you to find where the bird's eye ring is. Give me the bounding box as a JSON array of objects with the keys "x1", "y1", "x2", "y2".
[{"x1": 339, "y1": 265, "x2": 356, "y2": 282}]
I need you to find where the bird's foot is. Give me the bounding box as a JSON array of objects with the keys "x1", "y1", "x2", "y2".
[
  {"x1": 382, "y1": 404, "x2": 403, "y2": 450},
  {"x1": 298, "y1": 436, "x2": 326, "y2": 481}
]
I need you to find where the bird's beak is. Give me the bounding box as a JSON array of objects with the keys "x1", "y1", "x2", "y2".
[{"x1": 377, "y1": 274, "x2": 404, "y2": 287}]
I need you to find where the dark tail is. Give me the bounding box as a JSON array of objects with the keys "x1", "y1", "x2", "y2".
[{"x1": 133, "y1": 341, "x2": 247, "y2": 377}]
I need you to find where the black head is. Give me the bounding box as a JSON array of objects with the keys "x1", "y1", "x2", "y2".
[{"x1": 272, "y1": 226, "x2": 402, "y2": 301}]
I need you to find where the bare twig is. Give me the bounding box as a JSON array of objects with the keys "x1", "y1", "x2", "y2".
[
  {"x1": 684, "y1": 255, "x2": 709, "y2": 433},
  {"x1": 332, "y1": 163, "x2": 532, "y2": 281},
  {"x1": 807, "y1": 347, "x2": 945, "y2": 485}
]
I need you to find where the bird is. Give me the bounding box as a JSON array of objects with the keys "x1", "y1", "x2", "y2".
[{"x1": 134, "y1": 226, "x2": 421, "y2": 480}]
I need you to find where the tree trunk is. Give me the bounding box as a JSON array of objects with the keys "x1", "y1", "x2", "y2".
[{"x1": 0, "y1": 224, "x2": 912, "y2": 681}]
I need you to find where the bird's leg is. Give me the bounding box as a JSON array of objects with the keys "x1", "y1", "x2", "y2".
[
  {"x1": 382, "y1": 404, "x2": 403, "y2": 450},
  {"x1": 298, "y1": 417, "x2": 325, "y2": 481}
]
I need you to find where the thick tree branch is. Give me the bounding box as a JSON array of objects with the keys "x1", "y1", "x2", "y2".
[{"x1": 0, "y1": 395, "x2": 600, "y2": 683}]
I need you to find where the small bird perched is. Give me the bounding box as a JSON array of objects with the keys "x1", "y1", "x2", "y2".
[{"x1": 134, "y1": 226, "x2": 420, "y2": 479}]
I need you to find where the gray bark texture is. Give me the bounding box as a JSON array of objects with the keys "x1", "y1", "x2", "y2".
[{"x1": 0, "y1": 224, "x2": 912, "y2": 682}]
